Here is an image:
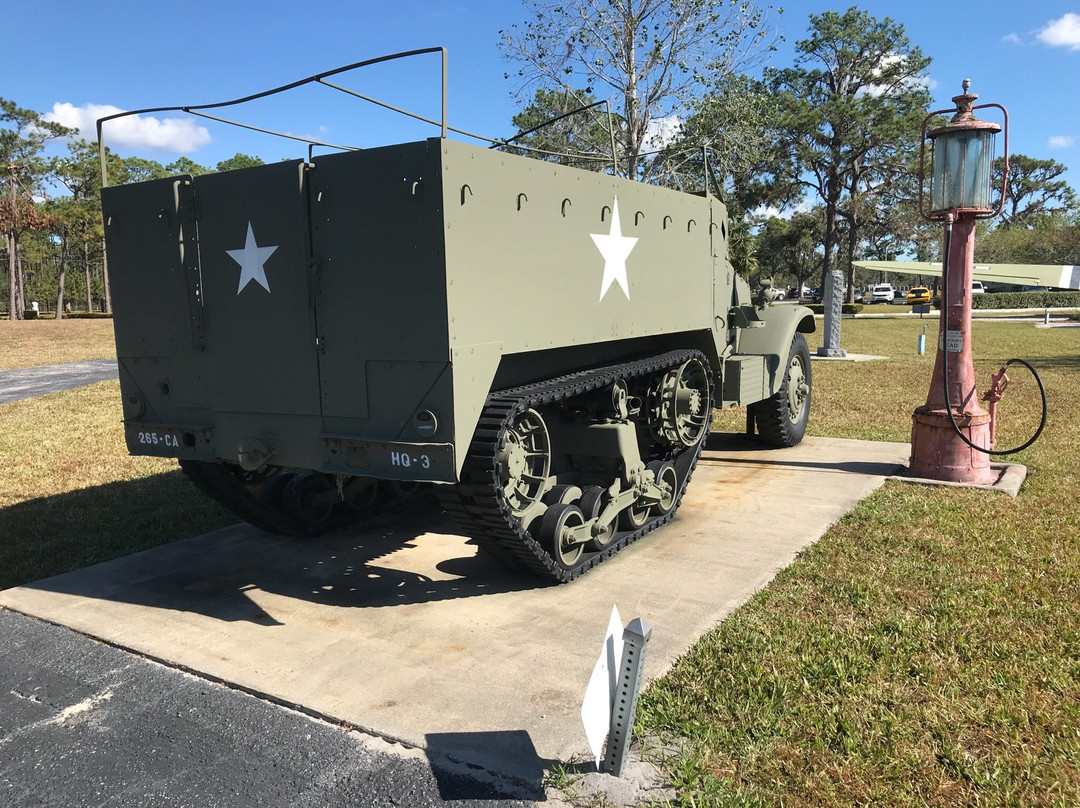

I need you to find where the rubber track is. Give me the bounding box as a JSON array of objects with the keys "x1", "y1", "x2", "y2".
[
  {"x1": 178, "y1": 460, "x2": 350, "y2": 538},
  {"x1": 441, "y1": 349, "x2": 712, "y2": 583}
]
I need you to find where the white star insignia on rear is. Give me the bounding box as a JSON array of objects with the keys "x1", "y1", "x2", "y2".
[
  {"x1": 591, "y1": 197, "x2": 637, "y2": 301},
  {"x1": 226, "y1": 222, "x2": 278, "y2": 295}
]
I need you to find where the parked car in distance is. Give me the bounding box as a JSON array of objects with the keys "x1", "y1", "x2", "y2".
[
  {"x1": 906, "y1": 286, "x2": 931, "y2": 305},
  {"x1": 810, "y1": 287, "x2": 823, "y2": 303},
  {"x1": 971, "y1": 281, "x2": 986, "y2": 294},
  {"x1": 869, "y1": 283, "x2": 895, "y2": 303}
]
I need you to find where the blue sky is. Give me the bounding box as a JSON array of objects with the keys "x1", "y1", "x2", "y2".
[{"x1": 5, "y1": 0, "x2": 1079, "y2": 196}]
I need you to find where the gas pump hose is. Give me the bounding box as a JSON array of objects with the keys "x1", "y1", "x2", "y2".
[{"x1": 939, "y1": 217, "x2": 1047, "y2": 455}]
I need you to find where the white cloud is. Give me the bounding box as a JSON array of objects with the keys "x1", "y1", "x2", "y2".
[
  {"x1": 752, "y1": 198, "x2": 813, "y2": 222},
  {"x1": 644, "y1": 114, "x2": 681, "y2": 151},
  {"x1": 1001, "y1": 32, "x2": 1022, "y2": 45},
  {"x1": 44, "y1": 102, "x2": 211, "y2": 153},
  {"x1": 861, "y1": 52, "x2": 936, "y2": 97},
  {"x1": 1048, "y1": 135, "x2": 1075, "y2": 148},
  {"x1": 1038, "y1": 12, "x2": 1080, "y2": 50}
]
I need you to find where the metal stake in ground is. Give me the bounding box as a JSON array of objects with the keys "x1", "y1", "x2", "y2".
[{"x1": 603, "y1": 617, "x2": 652, "y2": 776}]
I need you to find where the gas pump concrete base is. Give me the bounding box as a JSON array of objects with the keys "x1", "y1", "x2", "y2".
[
  {"x1": 896, "y1": 430, "x2": 1027, "y2": 498},
  {"x1": 892, "y1": 463, "x2": 1027, "y2": 497}
]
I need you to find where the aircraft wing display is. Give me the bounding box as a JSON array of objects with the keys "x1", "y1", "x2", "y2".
[{"x1": 853, "y1": 261, "x2": 1080, "y2": 290}]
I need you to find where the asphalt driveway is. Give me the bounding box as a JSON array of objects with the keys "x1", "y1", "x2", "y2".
[
  {"x1": 0, "y1": 608, "x2": 538, "y2": 807},
  {"x1": 0, "y1": 359, "x2": 119, "y2": 405}
]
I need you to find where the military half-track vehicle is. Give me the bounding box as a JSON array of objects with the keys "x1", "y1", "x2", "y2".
[{"x1": 100, "y1": 51, "x2": 815, "y2": 582}]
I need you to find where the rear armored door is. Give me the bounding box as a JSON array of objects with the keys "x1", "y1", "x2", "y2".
[{"x1": 192, "y1": 160, "x2": 322, "y2": 416}]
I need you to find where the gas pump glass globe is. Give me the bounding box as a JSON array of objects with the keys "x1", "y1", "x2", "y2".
[{"x1": 930, "y1": 127, "x2": 996, "y2": 212}]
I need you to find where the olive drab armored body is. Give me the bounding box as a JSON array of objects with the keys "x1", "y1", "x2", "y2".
[{"x1": 100, "y1": 53, "x2": 815, "y2": 582}]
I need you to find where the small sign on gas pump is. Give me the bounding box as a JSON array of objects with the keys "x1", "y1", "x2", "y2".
[{"x1": 939, "y1": 330, "x2": 964, "y2": 353}]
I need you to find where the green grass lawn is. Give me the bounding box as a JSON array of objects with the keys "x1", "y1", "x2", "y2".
[
  {"x1": 0, "y1": 318, "x2": 117, "y2": 370},
  {"x1": 643, "y1": 319, "x2": 1080, "y2": 807},
  {"x1": 0, "y1": 380, "x2": 236, "y2": 590},
  {"x1": 1, "y1": 318, "x2": 1077, "y2": 805}
]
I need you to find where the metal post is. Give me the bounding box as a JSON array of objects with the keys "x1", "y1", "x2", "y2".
[
  {"x1": 603, "y1": 617, "x2": 651, "y2": 776},
  {"x1": 605, "y1": 101, "x2": 619, "y2": 177},
  {"x1": 96, "y1": 120, "x2": 109, "y2": 189},
  {"x1": 440, "y1": 47, "x2": 448, "y2": 139},
  {"x1": 702, "y1": 146, "x2": 709, "y2": 197}
]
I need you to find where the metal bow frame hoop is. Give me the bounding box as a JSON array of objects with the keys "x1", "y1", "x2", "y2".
[{"x1": 95, "y1": 47, "x2": 452, "y2": 188}]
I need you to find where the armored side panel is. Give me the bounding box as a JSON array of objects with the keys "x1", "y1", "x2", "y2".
[{"x1": 438, "y1": 140, "x2": 732, "y2": 462}]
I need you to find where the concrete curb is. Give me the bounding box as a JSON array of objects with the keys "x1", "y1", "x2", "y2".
[
  {"x1": 888, "y1": 462, "x2": 1027, "y2": 497},
  {"x1": 810, "y1": 353, "x2": 887, "y2": 363}
]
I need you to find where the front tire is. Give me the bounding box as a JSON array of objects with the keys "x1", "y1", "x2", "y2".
[{"x1": 749, "y1": 332, "x2": 811, "y2": 448}]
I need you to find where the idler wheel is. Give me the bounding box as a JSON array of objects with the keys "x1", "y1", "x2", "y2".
[{"x1": 540, "y1": 503, "x2": 586, "y2": 568}]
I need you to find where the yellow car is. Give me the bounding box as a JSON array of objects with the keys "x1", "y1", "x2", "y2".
[{"x1": 906, "y1": 286, "x2": 931, "y2": 305}]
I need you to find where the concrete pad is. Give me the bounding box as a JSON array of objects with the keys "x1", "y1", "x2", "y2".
[{"x1": 0, "y1": 432, "x2": 909, "y2": 783}]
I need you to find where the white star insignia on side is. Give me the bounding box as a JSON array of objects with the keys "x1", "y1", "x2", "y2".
[
  {"x1": 590, "y1": 197, "x2": 637, "y2": 301},
  {"x1": 226, "y1": 222, "x2": 278, "y2": 295}
]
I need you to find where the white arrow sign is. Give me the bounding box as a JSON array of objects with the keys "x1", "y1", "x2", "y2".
[{"x1": 580, "y1": 605, "x2": 624, "y2": 769}]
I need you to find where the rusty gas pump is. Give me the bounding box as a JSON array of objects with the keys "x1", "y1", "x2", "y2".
[{"x1": 909, "y1": 80, "x2": 1045, "y2": 483}]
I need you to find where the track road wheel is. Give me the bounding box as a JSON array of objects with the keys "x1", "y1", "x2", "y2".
[
  {"x1": 259, "y1": 472, "x2": 296, "y2": 509},
  {"x1": 580, "y1": 486, "x2": 616, "y2": 551},
  {"x1": 342, "y1": 477, "x2": 379, "y2": 511},
  {"x1": 387, "y1": 479, "x2": 423, "y2": 499},
  {"x1": 750, "y1": 332, "x2": 812, "y2": 448},
  {"x1": 646, "y1": 461, "x2": 678, "y2": 516},
  {"x1": 544, "y1": 484, "x2": 582, "y2": 506},
  {"x1": 618, "y1": 495, "x2": 651, "y2": 531},
  {"x1": 282, "y1": 472, "x2": 337, "y2": 527},
  {"x1": 540, "y1": 503, "x2": 585, "y2": 568}
]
